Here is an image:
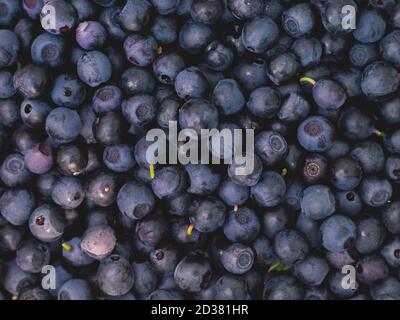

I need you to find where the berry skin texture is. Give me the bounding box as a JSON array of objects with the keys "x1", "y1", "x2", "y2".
[
  {"x1": 0, "y1": 0, "x2": 399, "y2": 302},
  {"x1": 77, "y1": 51, "x2": 112, "y2": 88}
]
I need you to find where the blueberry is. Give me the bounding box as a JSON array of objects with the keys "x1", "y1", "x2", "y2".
[
  {"x1": 0, "y1": 29, "x2": 20, "y2": 68},
  {"x1": 98, "y1": 7, "x2": 126, "y2": 41},
  {"x1": 119, "y1": 0, "x2": 151, "y2": 32},
  {"x1": 40, "y1": 0, "x2": 78, "y2": 35},
  {"x1": 0, "y1": 0, "x2": 21, "y2": 26},
  {"x1": 228, "y1": 0, "x2": 263, "y2": 20},
  {"x1": 80, "y1": 224, "x2": 116, "y2": 260},
  {"x1": 291, "y1": 37, "x2": 322, "y2": 67},
  {"x1": 392, "y1": 3, "x2": 400, "y2": 27},
  {"x1": 3, "y1": 261, "x2": 36, "y2": 296},
  {"x1": 338, "y1": 107, "x2": 376, "y2": 141},
  {"x1": 251, "y1": 236, "x2": 274, "y2": 268},
  {"x1": 153, "y1": 52, "x2": 185, "y2": 85},
  {"x1": 77, "y1": 51, "x2": 112, "y2": 88},
  {"x1": 380, "y1": 238, "x2": 400, "y2": 268},
  {"x1": 62, "y1": 237, "x2": 95, "y2": 267},
  {"x1": 175, "y1": 67, "x2": 209, "y2": 100},
  {"x1": 46, "y1": 108, "x2": 82, "y2": 144},
  {"x1": 223, "y1": 207, "x2": 260, "y2": 243},
  {"x1": 56, "y1": 143, "x2": 87, "y2": 177},
  {"x1": 273, "y1": 229, "x2": 309, "y2": 266},
  {"x1": 0, "y1": 189, "x2": 35, "y2": 226},
  {"x1": 20, "y1": 100, "x2": 51, "y2": 129},
  {"x1": 184, "y1": 164, "x2": 220, "y2": 196},
  {"x1": 383, "y1": 128, "x2": 400, "y2": 154},
  {"x1": 103, "y1": 144, "x2": 135, "y2": 173},
  {"x1": 241, "y1": 17, "x2": 279, "y2": 53},
  {"x1": 336, "y1": 191, "x2": 362, "y2": 217},
  {"x1": 302, "y1": 154, "x2": 328, "y2": 184},
  {"x1": 351, "y1": 141, "x2": 385, "y2": 174},
  {"x1": 329, "y1": 271, "x2": 358, "y2": 299},
  {"x1": 321, "y1": 215, "x2": 356, "y2": 252},
  {"x1": 166, "y1": 192, "x2": 193, "y2": 216},
  {"x1": 353, "y1": 10, "x2": 386, "y2": 44},
  {"x1": 174, "y1": 254, "x2": 213, "y2": 292},
  {"x1": 151, "y1": 0, "x2": 180, "y2": 15},
  {"x1": 71, "y1": 0, "x2": 97, "y2": 22},
  {"x1": 385, "y1": 156, "x2": 400, "y2": 183},
  {"x1": 297, "y1": 116, "x2": 335, "y2": 153},
  {"x1": 179, "y1": 98, "x2": 219, "y2": 134},
  {"x1": 191, "y1": 0, "x2": 223, "y2": 25},
  {"x1": 355, "y1": 217, "x2": 386, "y2": 254},
  {"x1": 305, "y1": 287, "x2": 331, "y2": 300},
  {"x1": 370, "y1": 277, "x2": 400, "y2": 300},
  {"x1": 94, "y1": 112, "x2": 127, "y2": 146},
  {"x1": 325, "y1": 140, "x2": 350, "y2": 160},
  {"x1": 220, "y1": 243, "x2": 254, "y2": 274},
  {"x1": 233, "y1": 58, "x2": 268, "y2": 92},
  {"x1": 205, "y1": 41, "x2": 233, "y2": 71},
  {"x1": 248, "y1": 87, "x2": 281, "y2": 119},
  {"x1": 267, "y1": 52, "x2": 300, "y2": 85},
  {"x1": 263, "y1": 275, "x2": 305, "y2": 300},
  {"x1": 296, "y1": 213, "x2": 321, "y2": 249},
  {"x1": 194, "y1": 63, "x2": 221, "y2": 90},
  {"x1": 320, "y1": 0, "x2": 358, "y2": 34},
  {"x1": 16, "y1": 239, "x2": 50, "y2": 273},
  {"x1": 31, "y1": 33, "x2": 66, "y2": 67},
  {"x1": 361, "y1": 61, "x2": 399, "y2": 101},
  {"x1": 331, "y1": 157, "x2": 363, "y2": 191},
  {"x1": 0, "y1": 224, "x2": 23, "y2": 253},
  {"x1": 326, "y1": 73, "x2": 359, "y2": 104},
  {"x1": 132, "y1": 261, "x2": 159, "y2": 295},
  {"x1": 152, "y1": 166, "x2": 186, "y2": 199},
  {"x1": 24, "y1": 143, "x2": 53, "y2": 175},
  {"x1": 0, "y1": 99, "x2": 19, "y2": 128},
  {"x1": 35, "y1": 170, "x2": 59, "y2": 201},
  {"x1": 301, "y1": 185, "x2": 336, "y2": 221},
  {"x1": 149, "y1": 246, "x2": 180, "y2": 274},
  {"x1": 58, "y1": 279, "x2": 93, "y2": 300},
  {"x1": 117, "y1": 181, "x2": 155, "y2": 220},
  {"x1": 18, "y1": 287, "x2": 51, "y2": 300},
  {"x1": 13, "y1": 64, "x2": 48, "y2": 99},
  {"x1": 51, "y1": 176, "x2": 85, "y2": 209},
  {"x1": 382, "y1": 201, "x2": 400, "y2": 235},
  {"x1": 282, "y1": 3, "x2": 314, "y2": 38},
  {"x1": 360, "y1": 176, "x2": 392, "y2": 208},
  {"x1": 179, "y1": 19, "x2": 215, "y2": 54},
  {"x1": 312, "y1": 80, "x2": 347, "y2": 111},
  {"x1": 285, "y1": 179, "x2": 303, "y2": 211},
  {"x1": 251, "y1": 171, "x2": 286, "y2": 207},
  {"x1": 29, "y1": 204, "x2": 65, "y2": 242},
  {"x1": 213, "y1": 274, "x2": 248, "y2": 300},
  {"x1": 294, "y1": 255, "x2": 329, "y2": 286},
  {"x1": 0, "y1": 71, "x2": 16, "y2": 99},
  {"x1": 381, "y1": 97, "x2": 400, "y2": 124},
  {"x1": 23, "y1": 0, "x2": 44, "y2": 20},
  {"x1": 148, "y1": 289, "x2": 184, "y2": 300},
  {"x1": 356, "y1": 254, "x2": 389, "y2": 285},
  {"x1": 76, "y1": 21, "x2": 107, "y2": 50},
  {"x1": 122, "y1": 94, "x2": 156, "y2": 128},
  {"x1": 0, "y1": 153, "x2": 32, "y2": 187},
  {"x1": 86, "y1": 170, "x2": 118, "y2": 207},
  {"x1": 97, "y1": 254, "x2": 134, "y2": 296},
  {"x1": 150, "y1": 15, "x2": 178, "y2": 45},
  {"x1": 218, "y1": 177, "x2": 249, "y2": 207},
  {"x1": 156, "y1": 97, "x2": 180, "y2": 129},
  {"x1": 51, "y1": 74, "x2": 86, "y2": 108},
  {"x1": 349, "y1": 43, "x2": 379, "y2": 68},
  {"x1": 189, "y1": 197, "x2": 226, "y2": 233}
]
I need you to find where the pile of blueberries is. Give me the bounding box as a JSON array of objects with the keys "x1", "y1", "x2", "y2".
[{"x1": 0, "y1": 0, "x2": 399, "y2": 301}]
